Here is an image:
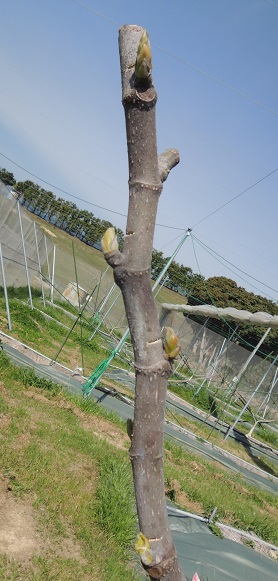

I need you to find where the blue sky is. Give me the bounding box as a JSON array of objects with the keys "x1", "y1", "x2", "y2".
[{"x1": 1, "y1": 0, "x2": 277, "y2": 302}]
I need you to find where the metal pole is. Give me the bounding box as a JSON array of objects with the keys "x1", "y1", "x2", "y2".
[
  {"x1": 44, "y1": 234, "x2": 51, "y2": 298},
  {"x1": 93, "y1": 282, "x2": 116, "y2": 318},
  {"x1": 196, "y1": 336, "x2": 226, "y2": 392},
  {"x1": 33, "y1": 222, "x2": 45, "y2": 307},
  {"x1": 50, "y1": 244, "x2": 56, "y2": 304},
  {"x1": 152, "y1": 229, "x2": 192, "y2": 293},
  {"x1": 226, "y1": 327, "x2": 271, "y2": 395},
  {"x1": 51, "y1": 280, "x2": 103, "y2": 364},
  {"x1": 255, "y1": 366, "x2": 278, "y2": 419},
  {"x1": 173, "y1": 317, "x2": 209, "y2": 376},
  {"x1": 72, "y1": 242, "x2": 84, "y2": 374},
  {"x1": 89, "y1": 282, "x2": 117, "y2": 340},
  {"x1": 200, "y1": 326, "x2": 239, "y2": 390},
  {"x1": 90, "y1": 272, "x2": 169, "y2": 342},
  {"x1": 93, "y1": 265, "x2": 110, "y2": 312},
  {"x1": 89, "y1": 290, "x2": 122, "y2": 340},
  {"x1": 0, "y1": 242, "x2": 12, "y2": 330},
  {"x1": 154, "y1": 275, "x2": 169, "y2": 298},
  {"x1": 17, "y1": 202, "x2": 33, "y2": 309},
  {"x1": 224, "y1": 353, "x2": 278, "y2": 440}
]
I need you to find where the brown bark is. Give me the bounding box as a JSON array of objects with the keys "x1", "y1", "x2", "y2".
[{"x1": 103, "y1": 25, "x2": 185, "y2": 580}]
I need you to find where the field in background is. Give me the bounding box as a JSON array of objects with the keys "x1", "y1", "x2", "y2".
[
  {"x1": 1, "y1": 213, "x2": 278, "y2": 438},
  {"x1": 33, "y1": 214, "x2": 185, "y2": 303}
]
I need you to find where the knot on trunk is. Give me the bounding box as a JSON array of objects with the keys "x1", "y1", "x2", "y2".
[
  {"x1": 114, "y1": 265, "x2": 151, "y2": 288},
  {"x1": 143, "y1": 550, "x2": 180, "y2": 578},
  {"x1": 134, "y1": 360, "x2": 171, "y2": 376}
]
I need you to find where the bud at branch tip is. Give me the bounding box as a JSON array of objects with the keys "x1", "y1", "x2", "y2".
[{"x1": 135, "y1": 29, "x2": 152, "y2": 80}]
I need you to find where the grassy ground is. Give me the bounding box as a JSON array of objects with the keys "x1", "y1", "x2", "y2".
[
  {"x1": 0, "y1": 221, "x2": 278, "y2": 577},
  {"x1": 0, "y1": 351, "x2": 140, "y2": 581},
  {"x1": 34, "y1": 215, "x2": 108, "y2": 273},
  {"x1": 168, "y1": 378, "x2": 278, "y2": 450},
  {"x1": 0, "y1": 287, "x2": 121, "y2": 376},
  {"x1": 0, "y1": 351, "x2": 278, "y2": 581},
  {"x1": 0, "y1": 288, "x2": 277, "y2": 472}
]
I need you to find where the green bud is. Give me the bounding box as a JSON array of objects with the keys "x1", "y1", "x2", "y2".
[
  {"x1": 135, "y1": 30, "x2": 152, "y2": 80},
  {"x1": 135, "y1": 532, "x2": 153, "y2": 565},
  {"x1": 163, "y1": 327, "x2": 181, "y2": 360},
  {"x1": 101, "y1": 227, "x2": 118, "y2": 254}
]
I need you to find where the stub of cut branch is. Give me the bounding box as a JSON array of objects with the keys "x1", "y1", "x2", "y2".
[
  {"x1": 119, "y1": 25, "x2": 154, "y2": 101},
  {"x1": 158, "y1": 149, "x2": 180, "y2": 183}
]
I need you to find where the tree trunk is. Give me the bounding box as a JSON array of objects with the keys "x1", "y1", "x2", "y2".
[{"x1": 102, "y1": 24, "x2": 186, "y2": 580}]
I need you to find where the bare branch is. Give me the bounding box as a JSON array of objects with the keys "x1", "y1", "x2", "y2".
[
  {"x1": 158, "y1": 149, "x2": 180, "y2": 183},
  {"x1": 101, "y1": 24, "x2": 185, "y2": 580}
]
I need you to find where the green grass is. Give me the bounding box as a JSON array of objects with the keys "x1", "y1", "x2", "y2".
[
  {"x1": 0, "y1": 351, "x2": 139, "y2": 581},
  {"x1": 0, "y1": 350, "x2": 278, "y2": 561},
  {"x1": 168, "y1": 380, "x2": 220, "y2": 417},
  {"x1": 0, "y1": 222, "x2": 278, "y2": 576},
  {"x1": 0, "y1": 293, "x2": 110, "y2": 375},
  {"x1": 95, "y1": 458, "x2": 136, "y2": 553},
  {"x1": 164, "y1": 439, "x2": 278, "y2": 545}
]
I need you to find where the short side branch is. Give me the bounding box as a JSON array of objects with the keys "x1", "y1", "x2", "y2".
[{"x1": 158, "y1": 149, "x2": 180, "y2": 183}]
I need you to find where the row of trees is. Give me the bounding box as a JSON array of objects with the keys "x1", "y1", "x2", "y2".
[
  {"x1": 151, "y1": 249, "x2": 204, "y2": 294},
  {"x1": 1, "y1": 167, "x2": 277, "y2": 355},
  {"x1": 5, "y1": 173, "x2": 125, "y2": 250},
  {"x1": 0, "y1": 167, "x2": 203, "y2": 290}
]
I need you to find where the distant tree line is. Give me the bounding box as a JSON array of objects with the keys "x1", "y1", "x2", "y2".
[
  {"x1": 0, "y1": 169, "x2": 124, "y2": 250},
  {"x1": 1, "y1": 167, "x2": 277, "y2": 355}
]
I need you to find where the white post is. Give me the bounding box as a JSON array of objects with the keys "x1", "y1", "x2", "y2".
[
  {"x1": 17, "y1": 202, "x2": 33, "y2": 309},
  {"x1": 89, "y1": 290, "x2": 122, "y2": 340},
  {"x1": 34, "y1": 222, "x2": 45, "y2": 307},
  {"x1": 224, "y1": 353, "x2": 278, "y2": 440},
  {"x1": 255, "y1": 366, "x2": 278, "y2": 419},
  {"x1": 200, "y1": 326, "x2": 239, "y2": 390},
  {"x1": 44, "y1": 234, "x2": 51, "y2": 297},
  {"x1": 154, "y1": 275, "x2": 169, "y2": 298},
  {"x1": 89, "y1": 282, "x2": 117, "y2": 340},
  {"x1": 227, "y1": 327, "x2": 271, "y2": 394},
  {"x1": 0, "y1": 242, "x2": 12, "y2": 330},
  {"x1": 152, "y1": 229, "x2": 192, "y2": 292},
  {"x1": 173, "y1": 317, "x2": 209, "y2": 378},
  {"x1": 50, "y1": 244, "x2": 56, "y2": 304}
]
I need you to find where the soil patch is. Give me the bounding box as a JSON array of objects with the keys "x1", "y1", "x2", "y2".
[
  {"x1": 42, "y1": 227, "x2": 57, "y2": 238},
  {"x1": 0, "y1": 476, "x2": 42, "y2": 561},
  {"x1": 0, "y1": 474, "x2": 87, "y2": 566}
]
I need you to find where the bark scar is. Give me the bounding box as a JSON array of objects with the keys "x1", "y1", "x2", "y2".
[
  {"x1": 134, "y1": 360, "x2": 170, "y2": 374},
  {"x1": 146, "y1": 339, "x2": 161, "y2": 347}
]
